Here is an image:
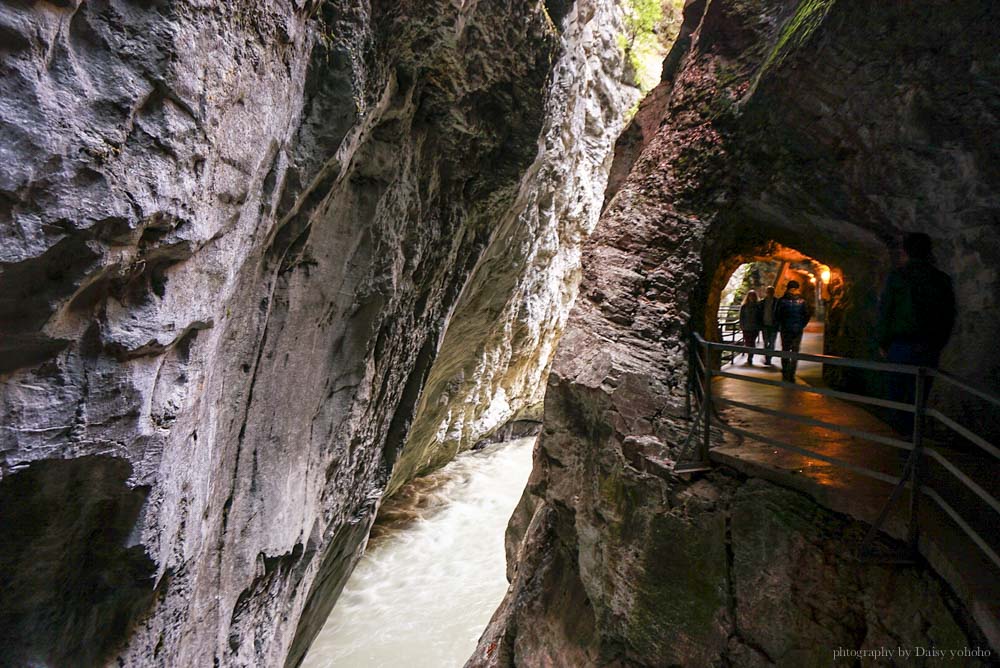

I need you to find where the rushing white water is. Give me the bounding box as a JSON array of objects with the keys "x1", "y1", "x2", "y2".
[{"x1": 302, "y1": 437, "x2": 536, "y2": 668}]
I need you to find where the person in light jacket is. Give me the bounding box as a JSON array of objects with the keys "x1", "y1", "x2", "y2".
[{"x1": 739, "y1": 290, "x2": 762, "y2": 365}]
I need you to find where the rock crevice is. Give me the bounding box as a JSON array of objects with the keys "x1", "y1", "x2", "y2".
[{"x1": 0, "y1": 1, "x2": 636, "y2": 665}]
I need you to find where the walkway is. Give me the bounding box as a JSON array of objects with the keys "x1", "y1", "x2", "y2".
[{"x1": 708, "y1": 324, "x2": 1000, "y2": 650}]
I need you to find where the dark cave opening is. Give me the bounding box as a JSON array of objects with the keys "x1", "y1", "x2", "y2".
[{"x1": 697, "y1": 216, "x2": 999, "y2": 449}]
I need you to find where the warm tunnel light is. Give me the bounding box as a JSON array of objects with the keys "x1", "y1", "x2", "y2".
[{"x1": 820, "y1": 266, "x2": 831, "y2": 284}]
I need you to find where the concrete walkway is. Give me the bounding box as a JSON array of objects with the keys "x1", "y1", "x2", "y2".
[{"x1": 711, "y1": 323, "x2": 1000, "y2": 650}]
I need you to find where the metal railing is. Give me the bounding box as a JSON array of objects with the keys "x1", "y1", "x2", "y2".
[
  {"x1": 678, "y1": 333, "x2": 1000, "y2": 569},
  {"x1": 717, "y1": 306, "x2": 741, "y2": 364}
]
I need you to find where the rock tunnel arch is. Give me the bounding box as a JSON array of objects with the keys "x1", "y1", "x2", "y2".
[
  {"x1": 694, "y1": 203, "x2": 997, "y2": 426},
  {"x1": 693, "y1": 208, "x2": 999, "y2": 442},
  {"x1": 708, "y1": 243, "x2": 837, "y2": 341},
  {"x1": 698, "y1": 216, "x2": 891, "y2": 390}
]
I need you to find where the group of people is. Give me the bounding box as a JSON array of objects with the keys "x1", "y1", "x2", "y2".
[
  {"x1": 737, "y1": 281, "x2": 813, "y2": 382},
  {"x1": 732, "y1": 234, "x2": 955, "y2": 430}
]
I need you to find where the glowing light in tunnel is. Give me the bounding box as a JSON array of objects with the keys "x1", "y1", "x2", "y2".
[{"x1": 820, "y1": 266, "x2": 831, "y2": 284}]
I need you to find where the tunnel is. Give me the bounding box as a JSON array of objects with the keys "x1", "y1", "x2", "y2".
[{"x1": 708, "y1": 242, "x2": 839, "y2": 362}]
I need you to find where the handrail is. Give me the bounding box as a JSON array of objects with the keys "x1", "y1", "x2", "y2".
[
  {"x1": 924, "y1": 447, "x2": 1000, "y2": 515},
  {"x1": 931, "y1": 369, "x2": 1000, "y2": 410},
  {"x1": 927, "y1": 409, "x2": 1000, "y2": 460},
  {"x1": 923, "y1": 487, "x2": 1000, "y2": 571},
  {"x1": 695, "y1": 333, "x2": 923, "y2": 374},
  {"x1": 680, "y1": 331, "x2": 1000, "y2": 571},
  {"x1": 712, "y1": 370, "x2": 916, "y2": 412}
]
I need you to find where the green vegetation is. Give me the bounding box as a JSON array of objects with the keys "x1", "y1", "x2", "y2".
[
  {"x1": 621, "y1": 0, "x2": 662, "y2": 50},
  {"x1": 759, "y1": 0, "x2": 836, "y2": 76},
  {"x1": 722, "y1": 260, "x2": 781, "y2": 307},
  {"x1": 618, "y1": 0, "x2": 684, "y2": 94},
  {"x1": 720, "y1": 263, "x2": 751, "y2": 308}
]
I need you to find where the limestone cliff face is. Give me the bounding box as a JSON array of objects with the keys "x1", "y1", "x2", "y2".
[
  {"x1": 472, "y1": 0, "x2": 999, "y2": 665},
  {"x1": 0, "y1": 1, "x2": 632, "y2": 666},
  {"x1": 390, "y1": 0, "x2": 640, "y2": 493}
]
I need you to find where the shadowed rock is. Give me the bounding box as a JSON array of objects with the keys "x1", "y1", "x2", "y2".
[
  {"x1": 0, "y1": 456, "x2": 156, "y2": 668},
  {"x1": 471, "y1": 0, "x2": 999, "y2": 664}
]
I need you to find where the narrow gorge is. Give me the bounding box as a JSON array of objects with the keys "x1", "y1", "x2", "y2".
[{"x1": 0, "y1": 1, "x2": 997, "y2": 667}]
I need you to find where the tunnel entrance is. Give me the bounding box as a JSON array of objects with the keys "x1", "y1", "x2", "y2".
[{"x1": 710, "y1": 243, "x2": 841, "y2": 384}]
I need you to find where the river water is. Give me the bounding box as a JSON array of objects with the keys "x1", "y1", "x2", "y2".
[{"x1": 302, "y1": 437, "x2": 536, "y2": 668}]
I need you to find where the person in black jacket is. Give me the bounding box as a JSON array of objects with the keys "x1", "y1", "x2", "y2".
[
  {"x1": 877, "y1": 233, "x2": 956, "y2": 434},
  {"x1": 759, "y1": 285, "x2": 780, "y2": 365},
  {"x1": 738, "y1": 290, "x2": 762, "y2": 365},
  {"x1": 775, "y1": 280, "x2": 813, "y2": 382}
]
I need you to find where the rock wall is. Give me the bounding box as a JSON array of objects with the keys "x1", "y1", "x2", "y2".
[
  {"x1": 390, "y1": 0, "x2": 639, "y2": 493},
  {"x1": 472, "y1": 0, "x2": 999, "y2": 664},
  {"x1": 0, "y1": 1, "x2": 633, "y2": 665},
  {"x1": 475, "y1": 465, "x2": 980, "y2": 666}
]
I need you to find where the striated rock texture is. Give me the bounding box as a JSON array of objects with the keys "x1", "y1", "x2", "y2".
[
  {"x1": 390, "y1": 0, "x2": 640, "y2": 493},
  {"x1": 472, "y1": 0, "x2": 999, "y2": 665},
  {"x1": 0, "y1": 1, "x2": 633, "y2": 666}
]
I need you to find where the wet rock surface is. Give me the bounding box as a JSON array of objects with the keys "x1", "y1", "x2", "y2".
[
  {"x1": 473, "y1": 428, "x2": 984, "y2": 666},
  {"x1": 0, "y1": 1, "x2": 633, "y2": 665},
  {"x1": 391, "y1": 0, "x2": 639, "y2": 493},
  {"x1": 474, "y1": 0, "x2": 999, "y2": 665}
]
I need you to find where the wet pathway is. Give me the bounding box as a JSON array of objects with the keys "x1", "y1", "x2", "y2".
[
  {"x1": 714, "y1": 325, "x2": 902, "y2": 493},
  {"x1": 710, "y1": 325, "x2": 1000, "y2": 648}
]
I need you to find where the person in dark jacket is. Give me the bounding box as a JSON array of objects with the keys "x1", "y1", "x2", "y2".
[
  {"x1": 759, "y1": 285, "x2": 779, "y2": 365},
  {"x1": 877, "y1": 233, "x2": 956, "y2": 434},
  {"x1": 775, "y1": 280, "x2": 813, "y2": 382},
  {"x1": 739, "y1": 290, "x2": 762, "y2": 365}
]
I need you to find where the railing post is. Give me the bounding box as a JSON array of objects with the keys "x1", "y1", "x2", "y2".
[
  {"x1": 700, "y1": 341, "x2": 712, "y2": 463},
  {"x1": 684, "y1": 338, "x2": 693, "y2": 420},
  {"x1": 907, "y1": 367, "x2": 928, "y2": 551}
]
